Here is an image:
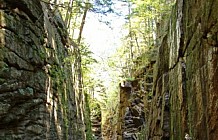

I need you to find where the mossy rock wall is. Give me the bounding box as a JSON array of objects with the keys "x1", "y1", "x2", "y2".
[
  {"x1": 0, "y1": 0, "x2": 85, "y2": 139},
  {"x1": 148, "y1": 0, "x2": 218, "y2": 139}
]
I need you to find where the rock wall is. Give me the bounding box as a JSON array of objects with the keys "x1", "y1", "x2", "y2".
[
  {"x1": 117, "y1": 61, "x2": 155, "y2": 140},
  {"x1": 0, "y1": 0, "x2": 85, "y2": 139},
  {"x1": 147, "y1": 0, "x2": 218, "y2": 139}
]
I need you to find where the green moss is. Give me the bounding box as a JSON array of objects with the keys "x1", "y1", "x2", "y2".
[
  {"x1": 126, "y1": 77, "x2": 135, "y2": 81},
  {"x1": 49, "y1": 64, "x2": 66, "y2": 88},
  {"x1": 138, "y1": 127, "x2": 147, "y2": 140},
  {"x1": 0, "y1": 78, "x2": 5, "y2": 84},
  {"x1": 39, "y1": 50, "x2": 46, "y2": 60}
]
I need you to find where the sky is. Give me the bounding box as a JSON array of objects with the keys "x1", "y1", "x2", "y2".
[
  {"x1": 83, "y1": 13, "x2": 123, "y2": 83},
  {"x1": 83, "y1": 1, "x2": 128, "y2": 60}
]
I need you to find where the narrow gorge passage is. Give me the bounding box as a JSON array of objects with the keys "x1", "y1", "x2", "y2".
[{"x1": 0, "y1": 0, "x2": 218, "y2": 140}]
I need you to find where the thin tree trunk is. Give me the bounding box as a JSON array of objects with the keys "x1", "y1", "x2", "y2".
[
  {"x1": 75, "y1": 2, "x2": 90, "y2": 139},
  {"x1": 77, "y1": 2, "x2": 89, "y2": 44},
  {"x1": 71, "y1": 13, "x2": 79, "y2": 38},
  {"x1": 134, "y1": 33, "x2": 140, "y2": 55},
  {"x1": 65, "y1": 0, "x2": 74, "y2": 27}
]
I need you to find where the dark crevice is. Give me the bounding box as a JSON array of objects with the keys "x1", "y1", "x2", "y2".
[
  {"x1": 207, "y1": 0, "x2": 214, "y2": 23},
  {"x1": 3, "y1": 57, "x2": 34, "y2": 72},
  {"x1": 0, "y1": 82, "x2": 26, "y2": 93},
  {"x1": 6, "y1": 1, "x2": 38, "y2": 22},
  {"x1": 0, "y1": 24, "x2": 17, "y2": 35},
  {"x1": 4, "y1": 47, "x2": 32, "y2": 65}
]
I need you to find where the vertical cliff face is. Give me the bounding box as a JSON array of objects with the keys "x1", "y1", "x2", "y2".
[
  {"x1": 148, "y1": 0, "x2": 218, "y2": 139},
  {"x1": 116, "y1": 61, "x2": 155, "y2": 140},
  {"x1": 0, "y1": 0, "x2": 85, "y2": 139}
]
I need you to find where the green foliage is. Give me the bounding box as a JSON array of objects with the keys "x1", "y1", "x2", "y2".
[
  {"x1": 49, "y1": 64, "x2": 66, "y2": 88},
  {"x1": 90, "y1": 0, "x2": 114, "y2": 15},
  {"x1": 90, "y1": 99, "x2": 101, "y2": 117},
  {"x1": 80, "y1": 43, "x2": 98, "y2": 72},
  {"x1": 54, "y1": 0, "x2": 116, "y2": 39},
  {"x1": 64, "y1": 55, "x2": 75, "y2": 64},
  {"x1": 126, "y1": 77, "x2": 135, "y2": 81},
  {"x1": 138, "y1": 126, "x2": 147, "y2": 140},
  {"x1": 84, "y1": 93, "x2": 95, "y2": 140},
  {"x1": 109, "y1": 0, "x2": 175, "y2": 80}
]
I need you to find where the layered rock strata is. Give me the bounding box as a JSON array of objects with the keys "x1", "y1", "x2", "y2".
[
  {"x1": 0, "y1": 0, "x2": 85, "y2": 139},
  {"x1": 117, "y1": 62, "x2": 154, "y2": 140},
  {"x1": 147, "y1": 0, "x2": 218, "y2": 139}
]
